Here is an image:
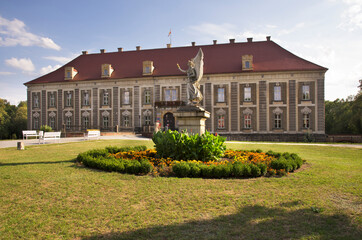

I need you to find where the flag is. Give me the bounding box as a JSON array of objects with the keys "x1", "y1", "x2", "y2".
[{"x1": 168, "y1": 29, "x2": 171, "y2": 37}]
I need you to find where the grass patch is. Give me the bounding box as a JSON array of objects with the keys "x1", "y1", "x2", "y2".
[{"x1": 0, "y1": 140, "x2": 361, "y2": 239}]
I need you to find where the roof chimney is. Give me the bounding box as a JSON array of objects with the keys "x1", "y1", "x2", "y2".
[
  {"x1": 229, "y1": 39, "x2": 235, "y2": 44},
  {"x1": 247, "y1": 38, "x2": 253, "y2": 43},
  {"x1": 167, "y1": 43, "x2": 171, "y2": 48},
  {"x1": 213, "y1": 40, "x2": 217, "y2": 45},
  {"x1": 136, "y1": 46, "x2": 141, "y2": 51},
  {"x1": 118, "y1": 47, "x2": 123, "y2": 52},
  {"x1": 266, "y1": 36, "x2": 271, "y2": 41},
  {"x1": 100, "y1": 49, "x2": 106, "y2": 54},
  {"x1": 191, "y1": 42, "x2": 196, "y2": 46},
  {"x1": 82, "y1": 51, "x2": 88, "y2": 55}
]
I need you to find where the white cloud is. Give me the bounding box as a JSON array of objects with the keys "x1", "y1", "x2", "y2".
[
  {"x1": 43, "y1": 56, "x2": 73, "y2": 64},
  {"x1": 0, "y1": 16, "x2": 61, "y2": 50},
  {"x1": 0, "y1": 71, "x2": 15, "y2": 75},
  {"x1": 39, "y1": 65, "x2": 61, "y2": 75},
  {"x1": 339, "y1": 0, "x2": 362, "y2": 31},
  {"x1": 5, "y1": 57, "x2": 35, "y2": 72}
]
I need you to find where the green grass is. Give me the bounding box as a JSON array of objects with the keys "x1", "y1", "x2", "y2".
[{"x1": 0, "y1": 140, "x2": 361, "y2": 239}]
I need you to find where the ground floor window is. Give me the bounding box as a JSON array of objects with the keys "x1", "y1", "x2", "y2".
[
  {"x1": 274, "y1": 114, "x2": 281, "y2": 129},
  {"x1": 103, "y1": 116, "x2": 109, "y2": 128},
  {"x1": 49, "y1": 117, "x2": 55, "y2": 130},
  {"x1": 83, "y1": 116, "x2": 89, "y2": 129},
  {"x1": 244, "y1": 114, "x2": 251, "y2": 129},
  {"x1": 34, "y1": 117, "x2": 39, "y2": 129},
  {"x1": 123, "y1": 116, "x2": 130, "y2": 127},
  {"x1": 144, "y1": 115, "x2": 151, "y2": 125},
  {"x1": 66, "y1": 117, "x2": 72, "y2": 129},
  {"x1": 303, "y1": 114, "x2": 310, "y2": 128},
  {"x1": 218, "y1": 115, "x2": 225, "y2": 129}
]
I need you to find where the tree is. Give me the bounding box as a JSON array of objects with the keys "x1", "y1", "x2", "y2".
[{"x1": 0, "y1": 98, "x2": 27, "y2": 139}]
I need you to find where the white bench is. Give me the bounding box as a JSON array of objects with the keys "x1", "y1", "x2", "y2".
[
  {"x1": 84, "y1": 130, "x2": 100, "y2": 140},
  {"x1": 39, "y1": 132, "x2": 61, "y2": 144},
  {"x1": 22, "y1": 130, "x2": 39, "y2": 140}
]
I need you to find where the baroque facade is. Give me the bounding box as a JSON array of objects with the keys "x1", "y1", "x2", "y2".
[{"x1": 25, "y1": 37, "x2": 328, "y2": 141}]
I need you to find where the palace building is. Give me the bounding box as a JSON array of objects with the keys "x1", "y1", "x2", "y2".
[{"x1": 24, "y1": 37, "x2": 328, "y2": 141}]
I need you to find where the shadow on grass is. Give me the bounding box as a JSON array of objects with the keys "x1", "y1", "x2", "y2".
[
  {"x1": 0, "y1": 160, "x2": 75, "y2": 166},
  {"x1": 82, "y1": 203, "x2": 360, "y2": 240}
]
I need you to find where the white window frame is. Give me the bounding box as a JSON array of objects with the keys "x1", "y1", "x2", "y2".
[
  {"x1": 303, "y1": 114, "x2": 310, "y2": 129},
  {"x1": 144, "y1": 90, "x2": 151, "y2": 104},
  {"x1": 302, "y1": 85, "x2": 310, "y2": 100},
  {"x1": 218, "y1": 115, "x2": 225, "y2": 129},
  {"x1": 84, "y1": 92, "x2": 90, "y2": 106},
  {"x1": 244, "y1": 87, "x2": 251, "y2": 101},
  {"x1": 274, "y1": 86, "x2": 281, "y2": 101},
  {"x1": 123, "y1": 91, "x2": 130, "y2": 104},
  {"x1": 123, "y1": 116, "x2": 130, "y2": 127},
  {"x1": 165, "y1": 89, "x2": 177, "y2": 101},
  {"x1": 103, "y1": 116, "x2": 109, "y2": 128},
  {"x1": 66, "y1": 93, "x2": 72, "y2": 107},
  {"x1": 244, "y1": 114, "x2": 251, "y2": 129},
  {"x1": 274, "y1": 114, "x2": 281, "y2": 129},
  {"x1": 217, "y1": 88, "x2": 225, "y2": 102},
  {"x1": 103, "y1": 91, "x2": 109, "y2": 105}
]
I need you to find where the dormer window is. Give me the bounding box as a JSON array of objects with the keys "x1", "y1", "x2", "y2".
[
  {"x1": 101, "y1": 64, "x2": 114, "y2": 78},
  {"x1": 143, "y1": 61, "x2": 154, "y2": 75},
  {"x1": 242, "y1": 55, "x2": 253, "y2": 71},
  {"x1": 64, "y1": 67, "x2": 78, "y2": 80}
]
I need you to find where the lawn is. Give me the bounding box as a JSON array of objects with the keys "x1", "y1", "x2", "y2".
[{"x1": 0, "y1": 140, "x2": 361, "y2": 239}]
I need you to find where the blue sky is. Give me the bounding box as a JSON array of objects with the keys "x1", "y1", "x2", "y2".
[{"x1": 0, "y1": 0, "x2": 361, "y2": 104}]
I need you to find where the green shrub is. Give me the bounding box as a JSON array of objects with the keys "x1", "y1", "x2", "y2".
[
  {"x1": 152, "y1": 130, "x2": 226, "y2": 161},
  {"x1": 201, "y1": 165, "x2": 215, "y2": 178},
  {"x1": 242, "y1": 164, "x2": 252, "y2": 177},
  {"x1": 40, "y1": 125, "x2": 52, "y2": 132},
  {"x1": 213, "y1": 164, "x2": 232, "y2": 178},
  {"x1": 232, "y1": 162, "x2": 244, "y2": 178},
  {"x1": 189, "y1": 163, "x2": 201, "y2": 178},
  {"x1": 172, "y1": 162, "x2": 190, "y2": 178},
  {"x1": 250, "y1": 164, "x2": 261, "y2": 177},
  {"x1": 257, "y1": 163, "x2": 267, "y2": 176},
  {"x1": 105, "y1": 145, "x2": 147, "y2": 154}
]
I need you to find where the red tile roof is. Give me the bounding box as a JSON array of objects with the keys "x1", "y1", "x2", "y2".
[{"x1": 25, "y1": 40, "x2": 327, "y2": 85}]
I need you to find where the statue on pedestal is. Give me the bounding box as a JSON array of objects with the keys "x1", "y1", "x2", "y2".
[{"x1": 177, "y1": 48, "x2": 204, "y2": 106}]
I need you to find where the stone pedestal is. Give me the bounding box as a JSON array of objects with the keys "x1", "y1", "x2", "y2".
[
  {"x1": 17, "y1": 142, "x2": 25, "y2": 150},
  {"x1": 174, "y1": 105, "x2": 210, "y2": 135}
]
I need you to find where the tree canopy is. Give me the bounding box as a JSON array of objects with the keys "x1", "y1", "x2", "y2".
[{"x1": 0, "y1": 98, "x2": 27, "y2": 139}]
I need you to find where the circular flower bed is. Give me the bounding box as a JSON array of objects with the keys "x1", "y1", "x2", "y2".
[{"x1": 76, "y1": 145, "x2": 305, "y2": 178}]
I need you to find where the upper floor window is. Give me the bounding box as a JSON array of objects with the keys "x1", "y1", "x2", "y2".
[
  {"x1": 83, "y1": 92, "x2": 90, "y2": 106},
  {"x1": 242, "y1": 55, "x2": 253, "y2": 71},
  {"x1": 217, "y1": 88, "x2": 225, "y2": 102},
  {"x1": 144, "y1": 90, "x2": 151, "y2": 104},
  {"x1": 33, "y1": 95, "x2": 39, "y2": 108},
  {"x1": 244, "y1": 87, "x2": 251, "y2": 101},
  {"x1": 274, "y1": 86, "x2": 281, "y2": 101},
  {"x1": 302, "y1": 85, "x2": 310, "y2": 100},
  {"x1": 49, "y1": 93, "x2": 55, "y2": 107},
  {"x1": 123, "y1": 91, "x2": 130, "y2": 104},
  {"x1": 103, "y1": 91, "x2": 109, "y2": 105},
  {"x1": 165, "y1": 89, "x2": 177, "y2": 101},
  {"x1": 66, "y1": 93, "x2": 72, "y2": 107}
]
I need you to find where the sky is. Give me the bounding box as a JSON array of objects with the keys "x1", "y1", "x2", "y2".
[{"x1": 0, "y1": 0, "x2": 361, "y2": 105}]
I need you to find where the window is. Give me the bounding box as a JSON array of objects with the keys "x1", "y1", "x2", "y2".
[
  {"x1": 123, "y1": 116, "x2": 130, "y2": 127},
  {"x1": 66, "y1": 93, "x2": 72, "y2": 107},
  {"x1": 274, "y1": 86, "x2": 281, "y2": 101},
  {"x1": 49, "y1": 117, "x2": 55, "y2": 129},
  {"x1": 145, "y1": 66, "x2": 150, "y2": 74},
  {"x1": 303, "y1": 114, "x2": 310, "y2": 128},
  {"x1": 103, "y1": 91, "x2": 109, "y2": 105},
  {"x1": 104, "y1": 69, "x2": 108, "y2": 76},
  {"x1": 83, "y1": 117, "x2": 89, "y2": 128},
  {"x1": 103, "y1": 116, "x2": 109, "y2": 128},
  {"x1": 242, "y1": 55, "x2": 253, "y2": 70},
  {"x1": 144, "y1": 115, "x2": 151, "y2": 125},
  {"x1": 83, "y1": 92, "x2": 90, "y2": 106},
  {"x1": 217, "y1": 88, "x2": 225, "y2": 102},
  {"x1": 123, "y1": 91, "x2": 130, "y2": 104},
  {"x1": 34, "y1": 95, "x2": 39, "y2": 108},
  {"x1": 218, "y1": 115, "x2": 225, "y2": 129},
  {"x1": 34, "y1": 117, "x2": 39, "y2": 129},
  {"x1": 274, "y1": 114, "x2": 281, "y2": 129},
  {"x1": 302, "y1": 85, "x2": 310, "y2": 100},
  {"x1": 144, "y1": 90, "x2": 151, "y2": 104},
  {"x1": 66, "y1": 71, "x2": 71, "y2": 78},
  {"x1": 165, "y1": 89, "x2": 177, "y2": 101},
  {"x1": 66, "y1": 117, "x2": 71, "y2": 129},
  {"x1": 244, "y1": 114, "x2": 251, "y2": 129},
  {"x1": 143, "y1": 61, "x2": 154, "y2": 75},
  {"x1": 244, "y1": 87, "x2": 251, "y2": 101},
  {"x1": 245, "y1": 61, "x2": 250, "y2": 69},
  {"x1": 49, "y1": 93, "x2": 55, "y2": 107}
]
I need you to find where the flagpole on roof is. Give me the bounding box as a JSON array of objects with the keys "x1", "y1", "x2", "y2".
[{"x1": 168, "y1": 29, "x2": 172, "y2": 45}]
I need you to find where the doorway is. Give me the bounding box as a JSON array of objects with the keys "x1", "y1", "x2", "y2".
[{"x1": 163, "y1": 112, "x2": 175, "y2": 130}]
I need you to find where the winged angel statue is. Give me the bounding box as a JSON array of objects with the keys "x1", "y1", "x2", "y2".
[{"x1": 177, "y1": 48, "x2": 204, "y2": 106}]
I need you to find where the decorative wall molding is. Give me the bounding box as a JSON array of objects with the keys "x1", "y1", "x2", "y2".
[
  {"x1": 102, "y1": 110, "x2": 110, "y2": 117},
  {"x1": 65, "y1": 111, "x2": 73, "y2": 117},
  {"x1": 216, "y1": 108, "x2": 226, "y2": 116},
  {"x1": 143, "y1": 109, "x2": 152, "y2": 116},
  {"x1": 122, "y1": 110, "x2": 131, "y2": 116},
  {"x1": 242, "y1": 107, "x2": 253, "y2": 115},
  {"x1": 272, "y1": 107, "x2": 283, "y2": 115},
  {"x1": 49, "y1": 111, "x2": 56, "y2": 118},
  {"x1": 33, "y1": 112, "x2": 40, "y2": 118},
  {"x1": 301, "y1": 106, "x2": 312, "y2": 114},
  {"x1": 82, "y1": 111, "x2": 90, "y2": 117}
]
